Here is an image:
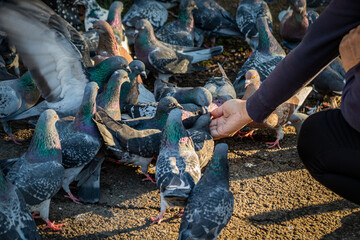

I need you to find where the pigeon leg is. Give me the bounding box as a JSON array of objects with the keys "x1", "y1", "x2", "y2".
[
  {"x1": 266, "y1": 138, "x2": 281, "y2": 149},
  {"x1": 5, "y1": 134, "x2": 22, "y2": 145},
  {"x1": 236, "y1": 130, "x2": 255, "y2": 140},
  {"x1": 62, "y1": 167, "x2": 84, "y2": 204},
  {"x1": 2, "y1": 121, "x2": 22, "y2": 144},
  {"x1": 142, "y1": 173, "x2": 156, "y2": 184},
  {"x1": 42, "y1": 220, "x2": 65, "y2": 231},
  {"x1": 31, "y1": 212, "x2": 42, "y2": 219},
  {"x1": 150, "y1": 209, "x2": 166, "y2": 225},
  {"x1": 64, "y1": 192, "x2": 82, "y2": 204}
]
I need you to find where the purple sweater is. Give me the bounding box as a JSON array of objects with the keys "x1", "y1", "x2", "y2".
[{"x1": 246, "y1": 0, "x2": 360, "y2": 131}]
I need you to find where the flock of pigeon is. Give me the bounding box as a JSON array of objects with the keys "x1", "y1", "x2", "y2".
[{"x1": 0, "y1": 0, "x2": 341, "y2": 239}]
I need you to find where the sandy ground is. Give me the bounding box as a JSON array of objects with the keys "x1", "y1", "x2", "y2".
[{"x1": 0, "y1": 0, "x2": 359, "y2": 239}]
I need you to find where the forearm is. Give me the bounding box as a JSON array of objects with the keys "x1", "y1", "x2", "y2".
[{"x1": 246, "y1": 0, "x2": 360, "y2": 122}]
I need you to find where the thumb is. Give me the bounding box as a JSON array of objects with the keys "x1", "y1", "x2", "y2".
[{"x1": 210, "y1": 104, "x2": 224, "y2": 118}]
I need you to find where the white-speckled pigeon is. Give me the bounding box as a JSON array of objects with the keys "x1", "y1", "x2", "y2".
[
  {"x1": 134, "y1": 19, "x2": 223, "y2": 81},
  {"x1": 75, "y1": 0, "x2": 107, "y2": 31},
  {"x1": 236, "y1": 0, "x2": 273, "y2": 51},
  {"x1": 178, "y1": 143, "x2": 234, "y2": 240},
  {"x1": 1, "y1": 109, "x2": 65, "y2": 231},
  {"x1": 56, "y1": 82, "x2": 102, "y2": 204},
  {"x1": 0, "y1": 169, "x2": 41, "y2": 240},
  {"x1": 155, "y1": 0, "x2": 197, "y2": 47},
  {"x1": 0, "y1": 72, "x2": 41, "y2": 144},
  {"x1": 151, "y1": 108, "x2": 201, "y2": 225},
  {"x1": 233, "y1": 17, "x2": 286, "y2": 98}
]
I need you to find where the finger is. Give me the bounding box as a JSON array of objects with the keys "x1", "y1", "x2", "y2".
[
  {"x1": 210, "y1": 104, "x2": 224, "y2": 118},
  {"x1": 209, "y1": 117, "x2": 219, "y2": 127}
]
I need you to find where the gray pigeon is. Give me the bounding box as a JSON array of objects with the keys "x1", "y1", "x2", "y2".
[
  {"x1": 134, "y1": 19, "x2": 223, "y2": 81},
  {"x1": 152, "y1": 108, "x2": 201, "y2": 225},
  {"x1": 155, "y1": 79, "x2": 213, "y2": 107},
  {"x1": 0, "y1": 169, "x2": 41, "y2": 240},
  {"x1": 233, "y1": 17, "x2": 286, "y2": 98},
  {"x1": 0, "y1": 0, "x2": 126, "y2": 120},
  {"x1": 93, "y1": 107, "x2": 162, "y2": 183},
  {"x1": 123, "y1": 0, "x2": 168, "y2": 45},
  {"x1": 56, "y1": 82, "x2": 102, "y2": 204},
  {"x1": 236, "y1": 0, "x2": 273, "y2": 51},
  {"x1": 204, "y1": 63, "x2": 236, "y2": 107},
  {"x1": 155, "y1": 0, "x2": 198, "y2": 47},
  {"x1": 1, "y1": 109, "x2": 65, "y2": 231},
  {"x1": 178, "y1": 143, "x2": 234, "y2": 240},
  {"x1": 0, "y1": 72, "x2": 41, "y2": 144},
  {"x1": 193, "y1": 0, "x2": 244, "y2": 47},
  {"x1": 75, "y1": 0, "x2": 107, "y2": 31}
]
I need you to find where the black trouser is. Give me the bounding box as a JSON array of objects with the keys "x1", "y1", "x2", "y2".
[{"x1": 298, "y1": 109, "x2": 360, "y2": 205}]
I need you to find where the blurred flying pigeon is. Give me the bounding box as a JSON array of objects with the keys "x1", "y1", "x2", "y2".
[
  {"x1": 193, "y1": 0, "x2": 244, "y2": 47},
  {"x1": 155, "y1": 0, "x2": 198, "y2": 47},
  {"x1": 97, "y1": 70, "x2": 129, "y2": 121},
  {"x1": 123, "y1": 0, "x2": 168, "y2": 45},
  {"x1": 43, "y1": 0, "x2": 83, "y2": 31},
  {"x1": 151, "y1": 108, "x2": 201, "y2": 224},
  {"x1": 56, "y1": 82, "x2": 102, "y2": 204},
  {"x1": 0, "y1": 72, "x2": 41, "y2": 144},
  {"x1": 93, "y1": 107, "x2": 162, "y2": 183},
  {"x1": 187, "y1": 113, "x2": 214, "y2": 168},
  {"x1": 0, "y1": 0, "x2": 128, "y2": 120},
  {"x1": 133, "y1": 19, "x2": 223, "y2": 81},
  {"x1": 178, "y1": 143, "x2": 233, "y2": 240},
  {"x1": 242, "y1": 70, "x2": 312, "y2": 148},
  {"x1": 1, "y1": 109, "x2": 65, "y2": 231},
  {"x1": 204, "y1": 63, "x2": 236, "y2": 107},
  {"x1": 236, "y1": 0, "x2": 273, "y2": 51},
  {"x1": 122, "y1": 96, "x2": 184, "y2": 130},
  {"x1": 75, "y1": 0, "x2": 107, "y2": 31},
  {"x1": 233, "y1": 17, "x2": 286, "y2": 98},
  {"x1": 0, "y1": 169, "x2": 41, "y2": 240},
  {"x1": 155, "y1": 79, "x2": 213, "y2": 107}
]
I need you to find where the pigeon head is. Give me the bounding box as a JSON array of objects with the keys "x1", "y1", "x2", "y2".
[
  {"x1": 155, "y1": 96, "x2": 183, "y2": 124},
  {"x1": 191, "y1": 87, "x2": 213, "y2": 107},
  {"x1": 134, "y1": 19, "x2": 157, "y2": 45},
  {"x1": 25, "y1": 109, "x2": 62, "y2": 164},
  {"x1": 288, "y1": 0, "x2": 306, "y2": 13},
  {"x1": 204, "y1": 143, "x2": 229, "y2": 183},
  {"x1": 129, "y1": 60, "x2": 147, "y2": 80},
  {"x1": 75, "y1": 82, "x2": 99, "y2": 131},
  {"x1": 242, "y1": 69, "x2": 261, "y2": 100},
  {"x1": 107, "y1": 1, "x2": 124, "y2": 23},
  {"x1": 161, "y1": 108, "x2": 190, "y2": 147},
  {"x1": 93, "y1": 20, "x2": 112, "y2": 34},
  {"x1": 191, "y1": 113, "x2": 211, "y2": 131}
]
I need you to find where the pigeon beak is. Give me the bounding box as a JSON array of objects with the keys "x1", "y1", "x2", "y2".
[
  {"x1": 298, "y1": 7, "x2": 304, "y2": 13},
  {"x1": 193, "y1": 4, "x2": 198, "y2": 9},
  {"x1": 140, "y1": 71, "x2": 147, "y2": 79},
  {"x1": 178, "y1": 104, "x2": 184, "y2": 110},
  {"x1": 126, "y1": 66, "x2": 132, "y2": 73},
  {"x1": 244, "y1": 79, "x2": 251, "y2": 88},
  {"x1": 134, "y1": 29, "x2": 139, "y2": 36}
]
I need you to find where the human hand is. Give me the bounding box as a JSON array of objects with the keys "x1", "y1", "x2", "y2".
[
  {"x1": 339, "y1": 24, "x2": 360, "y2": 72},
  {"x1": 210, "y1": 99, "x2": 253, "y2": 140}
]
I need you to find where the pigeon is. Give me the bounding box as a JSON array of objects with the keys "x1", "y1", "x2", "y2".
[
  {"x1": 155, "y1": 79, "x2": 213, "y2": 107},
  {"x1": 92, "y1": 20, "x2": 133, "y2": 65},
  {"x1": 122, "y1": 96, "x2": 184, "y2": 131},
  {"x1": 97, "y1": 70, "x2": 129, "y2": 121},
  {"x1": 306, "y1": 0, "x2": 331, "y2": 9},
  {"x1": 287, "y1": 112, "x2": 308, "y2": 135},
  {"x1": 123, "y1": 0, "x2": 168, "y2": 44},
  {"x1": 0, "y1": 55, "x2": 16, "y2": 81},
  {"x1": 56, "y1": 82, "x2": 102, "y2": 204},
  {"x1": 43, "y1": 0, "x2": 83, "y2": 31},
  {"x1": 236, "y1": 0, "x2": 273, "y2": 51},
  {"x1": 0, "y1": 31, "x2": 20, "y2": 77},
  {"x1": 178, "y1": 143, "x2": 234, "y2": 240},
  {"x1": 1, "y1": 109, "x2": 65, "y2": 231},
  {"x1": 233, "y1": 17, "x2": 286, "y2": 98},
  {"x1": 0, "y1": 169, "x2": 41, "y2": 240},
  {"x1": 307, "y1": 57, "x2": 346, "y2": 113},
  {"x1": 155, "y1": 0, "x2": 198, "y2": 47},
  {"x1": 151, "y1": 108, "x2": 201, "y2": 225},
  {"x1": 0, "y1": 0, "x2": 129, "y2": 120},
  {"x1": 193, "y1": 0, "x2": 244, "y2": 47},
  {"x1": 0, "y1": 72, "x2": 41, "y2": 144},
  {"x1": 106, "y1": 1, "x2": 130, "y2": 54},
  {"x1": 75, "y1": 0, "x2": 108, "y2": 31},
  {"x1": 93, "y1": 107, "x2": 162, "y2": 183},
  {"x1": 242, "y1": 69, "x2": 312, "y2": 148},
  {"x1": 187, "y1": 113, "x2": 214, "y2": 168},
  {"x1": 133, "y1": 19, "x2": 223, "y2": 81},
  {"x1": 204, "y1": 63, "x2": 236, "y2": 107}
]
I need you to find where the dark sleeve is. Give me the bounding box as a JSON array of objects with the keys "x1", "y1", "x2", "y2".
[
  {"x1": 246, "y1": 0, "x2": 360, "y2": 122},
  {"x1": 341, "y1": 62, "x2": 360, "y2": 132}
]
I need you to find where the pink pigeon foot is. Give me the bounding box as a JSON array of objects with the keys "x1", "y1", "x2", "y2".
[
  {"x1": 150, "y1": 212, "x2": 165, "y2": 225},
  {"x1": 31, "y1": 212, "x2": 42, "y2": 219},
  {"x1": 177, "y1": 209, "x2": 184, "y2": 218},
  {"x1": 6, "y1": 135, "x2": 22, "y2": 145},
  {"x1": 266, "y1": 138, "x2": 281, "y2": 149},
  {"x1": 42, "y1": 219, "x2": 65, "y2": 231},
  {"x1": 64, "y1": 193, "x2": 82, "y2": 204},
  {"x1": 236, "y1": 130, "x2": 255, "y2": 140},
  {"x1": 142, "y1": 173, "x2": 156, "y2": 184}
]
